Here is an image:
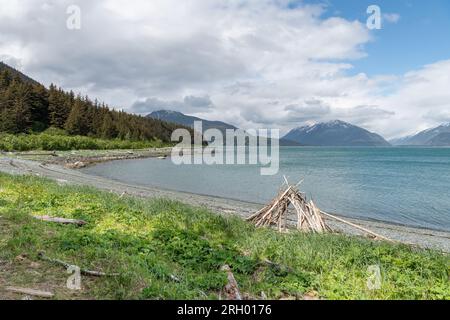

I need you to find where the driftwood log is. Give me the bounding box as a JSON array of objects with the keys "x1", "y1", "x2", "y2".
[
  {"x1": 32, "y1": 215, "x2": 87, "y2": 226},
  {"x1": 5, "y1": 286, "x2": 54, "y2": 298},
  {"x1": 320, "y1": 211, "x2": 394, "y2": 242},
  {"x1": 38, "y1": 252, "x2": 119, "y2": 277}
]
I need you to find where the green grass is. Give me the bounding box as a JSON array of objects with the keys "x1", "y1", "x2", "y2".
[
  {"x1": 0, "y1": 173, "x2": 449, "y2": 300},
  {"x1": 0, "y1": 132, "x2": 168, "y2": 151}
]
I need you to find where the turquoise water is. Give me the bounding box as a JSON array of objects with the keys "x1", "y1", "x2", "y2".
[{"x1": 83, "y1": 147, "x2": 450, "y2": 231}]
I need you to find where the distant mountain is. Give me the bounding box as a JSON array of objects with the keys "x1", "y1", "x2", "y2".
[
  {"x1": 283, "y1": 120, "x2": 390, "y2": 146},
  {"x1": 388, "y1": 136, "x2": 410, "y2": 146},
  {"x1": 390, "y1": 123, "x2": 450, "y2": 146},
  {"x1": 148, "y1": 110, "x2": 238, "y2": 134},
  {"x1": 147, "y1": 110, "x2": 301, "y2": 146},
  {"x1": 0, "y1": 61, "x2": 39, "y2": 86},
  {"x1": 426, "y1": 132, "x2": 450, "y2": 146}
]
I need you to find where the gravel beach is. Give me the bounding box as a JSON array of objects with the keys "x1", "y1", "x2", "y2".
[{"x1": 1, "y1": 157, "x2": 449, "y2": 253}]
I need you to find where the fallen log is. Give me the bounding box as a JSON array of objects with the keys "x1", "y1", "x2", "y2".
[
  {"x1": 32, "y1": 215, "x2": 87, "y2": 226},
  {"x1": 17, "y1": 152, "x2": 57, "y2": 157},
  {"x1": 38, "y1": 252, "x2": 119, "y2": 277},
  {"x1": 5, "y1": 286, "x2": 54, "y2": 298},
  {"x1": 320, "y1": 211, "x2": 394, "y2": 242}
]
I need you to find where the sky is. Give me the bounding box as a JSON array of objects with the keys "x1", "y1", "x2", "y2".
[{"x1": 0, "y1": 0, "x2": 449, "y2": 139}]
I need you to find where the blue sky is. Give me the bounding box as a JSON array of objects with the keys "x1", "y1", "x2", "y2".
[{"x1": 305, "y1": 0, "x2": 450, "y2": 76}]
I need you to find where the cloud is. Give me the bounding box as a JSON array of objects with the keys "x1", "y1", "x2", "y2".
[
  {"x1": 424, "y1": 110, "x2": 450, "y2": 123},
  {"x1": 284, "y1": 100, "x2": 331, "y2": 122},
  {"x1": 383, "y1": 13, "x2": 401, "y2": 24},
  {"x1": 0, "y1": 1, "x2": 447, "y2": 139},
  {"x1": 333, "y1": 105, "x2": 395, "y2": 127},
  {"x1": 376, "y1": 59, "x2": 450, "y2": 138},
  {"x1": 183, "y1": 95, "x2": 214, "y2": 109},
  {"x1": 130, "y1": 95, "x2": 214, "y2": 114}
]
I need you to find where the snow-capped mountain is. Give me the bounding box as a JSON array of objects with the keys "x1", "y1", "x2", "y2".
[
  {"x1": 283, "y1": 120, "x2": 390, "y2": 146},
  {"x1": 390, "y1": 123, "x2": 450, "y2": 146}
]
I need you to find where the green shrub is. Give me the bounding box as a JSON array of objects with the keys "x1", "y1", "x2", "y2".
[{"x1": 0, "y1": 132, "x2": 166, "y2": 151}]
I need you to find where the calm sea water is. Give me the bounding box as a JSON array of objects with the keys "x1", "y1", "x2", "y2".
[{"x1": 82, "y1": 147, "x2": 450, "y2": 232}]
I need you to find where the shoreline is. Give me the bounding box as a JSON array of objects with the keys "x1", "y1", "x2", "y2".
[
  {"x1": 0, "y1": 148, "x2": 174, "y2": 168},
  {"x1": 0, "y1": 155, "x2": 449, "y2": 253}
]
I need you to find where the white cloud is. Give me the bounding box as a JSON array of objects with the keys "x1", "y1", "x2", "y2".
[
  {"x1": 375, "y1": 60, "x2": 450, "y2": 138},
  {"x1": 0, "y1": 1, "x2": 447, "y2": 139},
  {"x1": 383, "y1": 13, "x2": 401, "y2": 24},
  {"x1": 131, "y1": 95, "x2": 214, "y2": 114}
]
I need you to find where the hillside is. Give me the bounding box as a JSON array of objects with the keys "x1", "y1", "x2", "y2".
[
  {"x1": 391, "y1": 123, "x2": 450, "y2": 146},
  {"x1": 426, "y1": 132, "x2": 450, "y2": 146},
  {"x1": 148, "y1": 110, "x2": 238, "y2": 134},
  {"x1": 0, "y1": 62, "x2": 39, "y2": 86},
  {"x1": 0, "y1": 62, "x2": 190, "y2": 143},
  {"x1": 283, "y1": 120, "x2": 390, "y2": 146}
]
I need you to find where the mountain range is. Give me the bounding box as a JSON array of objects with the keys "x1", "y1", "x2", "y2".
[
  {"x1": 150, "y1": 110, "x2": 450, "y2": 147},
  {"x1": 147, "y1": 110, "x2": 301, "y2": 146},
  {"x1": 283, "y1": 120, "x2": 391, "y2": 146},
  {"x1": 148, "y1": 110, "x2": 238, "y2": 134},
  {"x1": 390, "y1": 123, "x2": 450, "y2": 146},
  {"x1": 148, "y1": 110, "x2": 393, "y2": 147}
]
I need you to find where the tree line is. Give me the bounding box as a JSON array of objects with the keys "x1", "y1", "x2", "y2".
[{"x1": 0, "y1": 65, "x2": 188, "y2": 142}]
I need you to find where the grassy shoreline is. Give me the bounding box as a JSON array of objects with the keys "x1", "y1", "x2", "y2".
[
  {"x1": 0, "y1": 132, "x2": 170, "y2": 152},
  {"x1": 0, "y1": 173, "x2": 448, "y2": 300},
  {"x1": 2, "y1": 155, "x2": 450, "y2": 251}
]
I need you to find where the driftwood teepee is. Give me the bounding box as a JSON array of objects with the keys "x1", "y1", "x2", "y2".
[
  {"x1": 247, "y1": 177, "x2": 394, "y2": 242},
  {"x1": 246, "y1": 178, "x2": 331, "y2": 233}
]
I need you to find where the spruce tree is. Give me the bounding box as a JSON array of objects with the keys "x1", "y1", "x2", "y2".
[
  {"x1": 65, "y1": 97, "x2": 88, "y2": 135},
  {"x1": 48, "y1": 85, "x2": 70, "y2": 128},
  {"x1": 29, "y1": 84, "x2": 49, "y2": 131},
  {"x1": 100, "y1": 113, "x2": 117, "y2": 139},
  {"x1": 0, "y1": 70, "x2": 11, "y2": 90},
  {"x1": 11, "y1": 99, "x2": 32, "y2": 133}
]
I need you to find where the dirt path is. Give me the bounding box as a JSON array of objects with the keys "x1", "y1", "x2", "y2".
[{"x1": 1, "y1": 157, "x2": 449, "y2": 252}]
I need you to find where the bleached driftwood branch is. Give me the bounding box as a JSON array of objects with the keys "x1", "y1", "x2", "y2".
[
  {"x1": 32, "y1": 215, "x2": 87, "y2": 226},
  {"x1": 38, "y1": 252, "x2": 119, "y2": 277},
  {"x1": 320, "y1": 211, "x2": 394, "y2": 242},
  {"x1": 5, "y1": 286, "x2": 54, "y2": 298}
]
